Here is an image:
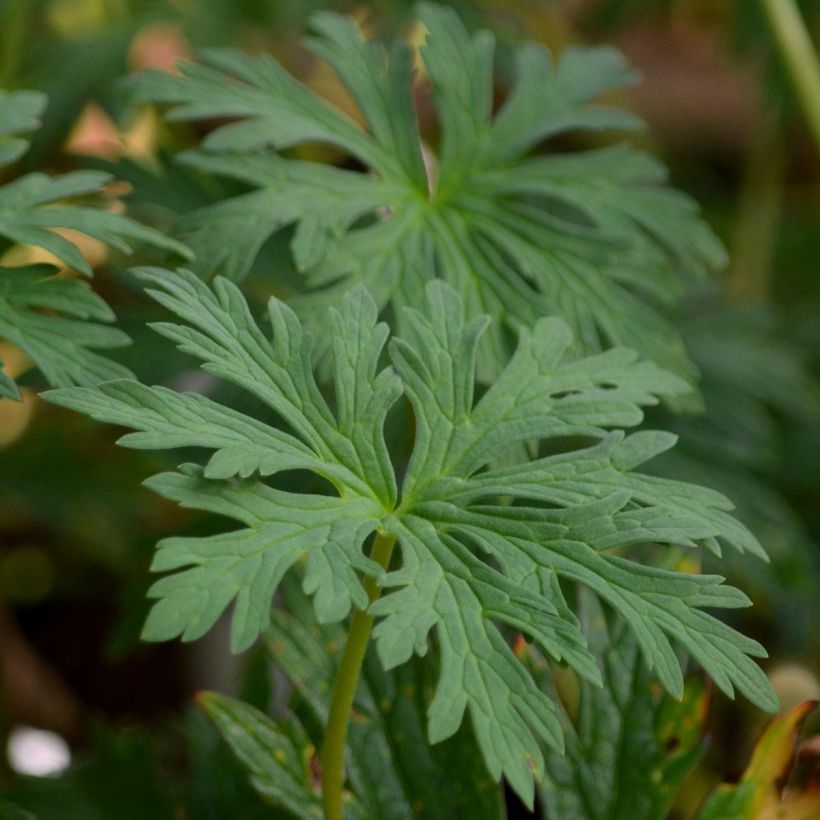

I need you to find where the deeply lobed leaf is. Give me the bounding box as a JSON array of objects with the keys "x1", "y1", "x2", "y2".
[
  {"x1": 46, "y1": 269, "x2": 775, "y2": 804},
  {"x1": 132, "y1": 3, "x2": 726, "y2": 380}
]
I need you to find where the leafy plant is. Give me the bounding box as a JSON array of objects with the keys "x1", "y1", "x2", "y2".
[
  {"x1": 2, "y1": 3, "x2": 804, "y2": 819},
  {"x1": 46, "y1": 267, "x2": 775, "y2": 807}
]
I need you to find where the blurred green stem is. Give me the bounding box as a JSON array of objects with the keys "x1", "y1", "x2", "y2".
[
  {"x1": 729, "y1": 110, "x2": 785, "y2": 301},
  {"x1": 759, "y1": 0, "x2": 820, "y2": 154},
  {"x1": 321, "y1": 530, "x2": 396, "y2": 820},
  {"x1": 0, "y1": 0, "x2": 31, "y2": 87}
]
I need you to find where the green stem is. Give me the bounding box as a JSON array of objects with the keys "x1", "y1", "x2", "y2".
[
  {"x1": 321, "y1": 530, "x2": 396, "y2": 820},
  {"x1": 759, "y1": 0, "x2": 820, "y2": 154},
  {"x1": 0, "y1": 0, "x2": 32, "y2": 88},
  {"x1": 728, "y1": 109, "x2": 785, "y2": 302}
]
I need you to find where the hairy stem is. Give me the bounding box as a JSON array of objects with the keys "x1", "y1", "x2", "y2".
[
  {"x1": 321, "y1": 530, "x2": 396, "y2": 820},
  {"x1": 759, "y1": 0, "x2": 820, "y2": 154}
]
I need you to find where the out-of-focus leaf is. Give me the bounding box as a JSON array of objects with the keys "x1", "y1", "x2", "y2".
[
  {"x1": 0, "y1": 83, "x2": 189, "y2": 274},
  {"x1": 698, "y1": 700, "x2": 819, "y2": 820},
  {"x1": 674, "y1": 306, "x2": 820, "y2": 471},
  {"x1": 0, "y1": 89, "x2": 46, "y2": 168},
  {"x1": 132, "y1": 3, "x2": 727, "y2": 381},
  {"x1": 649, "y1": 301, "x2": 820, "y2": 645},
  {"x1": 0, "y1": 86, "x2": 191, "y2": 398},
  {"x1": 0, "y1": 264, "x2": 132, "y2": 398}
]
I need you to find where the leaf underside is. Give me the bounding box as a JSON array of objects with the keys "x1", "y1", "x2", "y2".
[
  {"x1": 539, "y1": 591, "x2": 708, "y2": 820},
  {"x1": 46, "y1": 268, "x2": 775, "y2": 805}
]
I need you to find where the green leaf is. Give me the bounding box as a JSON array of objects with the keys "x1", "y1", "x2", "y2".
[
  {"x1": 0, "y1": 86, "x2": 192, "y2": 398},
  {"x1": 196, "y1": 692, "x2": 329, "y2": 820},
  {"x1": 0, "y1": 170, "x2": 190, "y2": 276},
  {"x1": 266, "y1": 581, "x2": 505, "y2": 820},
  {"x1": 0, "y1": 89, "x2": 46, "y2": 167},
  {"x1": 0, "y1": 265, "x2": 132, "y2": 396},
  {"x1": 537, "y1": 591, "x2": 708, "y2": 820},
  {"x1": 141, "y1": 465, "x2": 381, "y2": 648},
  {"x1": 132, "y1": 2, "x2": 725, "y2": 379},
  {"x1": 0, "y1": 87, "x2": 190, "y2": 275},
  {"x1": 45, "y1": 270, "x2": 774, "y2": 804}
]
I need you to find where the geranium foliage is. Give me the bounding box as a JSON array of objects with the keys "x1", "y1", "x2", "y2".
[
  {"x1": 132, "y1": 3, "x2": 726, "y2": 380},
  {"x1": 47, "y1": 269, "x2": 775, "y2": 803}
]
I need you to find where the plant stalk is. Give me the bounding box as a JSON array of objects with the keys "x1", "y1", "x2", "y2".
[
  {"x1": 0, "y1": 0, "x2": 31, "y2": 88},
  {"x1": 321, "y1": 529, "x2": 396, "y2": 820},
  {"x1": 759, "y1": 0, "x2": 820, "y2": 154},
  {"x1": 728, "y1": 109, "x2": 785, "y2": 302}
]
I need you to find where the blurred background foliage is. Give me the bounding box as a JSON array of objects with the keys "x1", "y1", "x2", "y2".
[{"x1": 0, "y1": 0, "x2": 818, "y2": 817}]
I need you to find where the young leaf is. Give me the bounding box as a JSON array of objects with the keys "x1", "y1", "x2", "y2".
[
  {"x1": 0, "y1": 87, "x2": 191, "y2": 397},
  {"x1": 45, "y1": 270, "x2": 774, "y2": 804},
  {"x1": 132, "y1": 3, "x2": 725, "y2": 379}
]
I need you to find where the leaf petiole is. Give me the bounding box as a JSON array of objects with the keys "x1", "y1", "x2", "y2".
[{"x1": 321, "y1": 529, "x2": 397, "y2": 820}]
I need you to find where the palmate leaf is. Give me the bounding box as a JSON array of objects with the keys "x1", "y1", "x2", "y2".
[
  {"x1": 0, "y1": 87, "x2": 188, "y2": 277},
  {"x1": 0, "y1": 87, "x2": 191, "y2": 397},
  {"x1": 132, "y1": 2, "x2": 725, "y2": 379},
  {"x1": 45, "y1": 269, "x2": 775, "y2": 805}
]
